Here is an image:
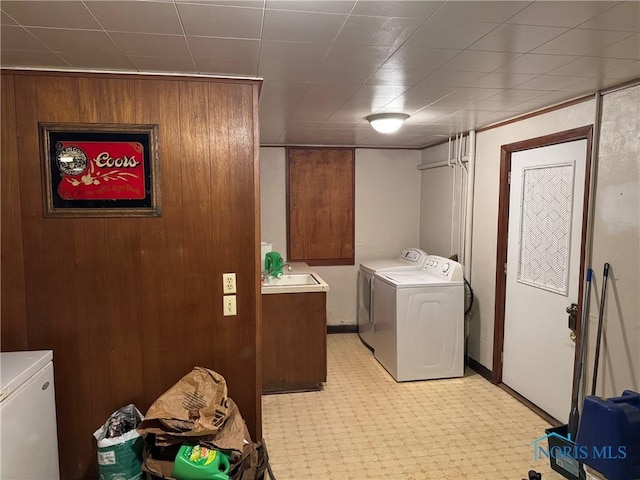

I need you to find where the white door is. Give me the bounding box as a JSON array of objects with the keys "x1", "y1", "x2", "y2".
[{"x1": 502, "y1": 139, "x2": 588, "y2": 423}]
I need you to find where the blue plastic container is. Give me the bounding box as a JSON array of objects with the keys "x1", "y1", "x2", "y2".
[{"x1": 575, "y1": 390, "x2": 640, "y2": 480}]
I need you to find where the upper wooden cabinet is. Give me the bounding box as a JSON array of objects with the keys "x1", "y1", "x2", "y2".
[{"x1": 286, "y1": 147, "x2": 355, "y2": 266}]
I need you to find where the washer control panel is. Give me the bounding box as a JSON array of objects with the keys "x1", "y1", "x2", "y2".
[
  {"x1": 400, "y1": 248, "x2": 428, "y2": 265},
  {"x1": 422, "y1": 255, "x2": 463, "y2": 281}
]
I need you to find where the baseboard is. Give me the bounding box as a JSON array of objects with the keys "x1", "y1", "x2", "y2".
[
  {"x1": 466, "y1": 356, "x2": 493, "y2": 382},
  {"x1": 327, "y1": 325, "x2": 358, "y2": 334},
  {"x1": 498, "y1": 383, "x2": 562, "y2": 427}
]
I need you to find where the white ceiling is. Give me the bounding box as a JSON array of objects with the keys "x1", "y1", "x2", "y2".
[{"x1": 1, "y1": 0, "x2": 639, "y2": 148}]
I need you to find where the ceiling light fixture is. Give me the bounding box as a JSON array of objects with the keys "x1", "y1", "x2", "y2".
[{"x1": 366, "y1": 113, "x2": 410, "y2": 134}]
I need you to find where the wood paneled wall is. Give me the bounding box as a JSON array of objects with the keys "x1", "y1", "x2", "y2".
[{"x1": 1, "y1": 71, "x2": 262, "y2": 480}]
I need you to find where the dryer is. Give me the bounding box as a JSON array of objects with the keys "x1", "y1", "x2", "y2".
[
  {"x1": 357, "y1": 248, "x2": 429, "y2": 350},
  {"x1": 373, "y1": 255, "x2": 464, "y2": 382}
]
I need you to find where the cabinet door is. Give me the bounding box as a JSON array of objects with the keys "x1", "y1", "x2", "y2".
[
  {"x1": 286, "y1": 148, "x2": 354, "y2": 265},
  {"x1": 262, "y1": 292, "x2": 326, "y2": 393}
]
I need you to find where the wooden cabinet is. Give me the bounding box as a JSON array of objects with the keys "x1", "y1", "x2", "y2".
[{"x1": 262, "y1": 292, "x2": 327, "y2": 393}]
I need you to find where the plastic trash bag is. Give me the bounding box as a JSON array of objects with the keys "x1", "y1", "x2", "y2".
[{"x1": 93, "y1": 404, "x2": 145, "y2": 480}]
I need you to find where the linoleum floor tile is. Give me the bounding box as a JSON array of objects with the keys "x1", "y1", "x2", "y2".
[{"x1": 263, "y1": 334, "x2": 563, "y2": 479}]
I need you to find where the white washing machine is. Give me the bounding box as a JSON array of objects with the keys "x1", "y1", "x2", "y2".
[
  {"x1": 357, "y1": 248, "x2": 429, "y2": 351},
  {"x1": 373, "y1": 255, "x2": 464, "y2": 382}
]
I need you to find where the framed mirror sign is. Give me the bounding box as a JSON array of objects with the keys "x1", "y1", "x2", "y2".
[{"x1": 39, "y1": 122, "x2": 161, "y2": 217}]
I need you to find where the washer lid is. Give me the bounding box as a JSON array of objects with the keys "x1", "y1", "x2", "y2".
[
  {"x1": 376, "y1": 271, "x2": 463, "y2": 288},
  {"x1": 359, "y1": 248, "x2": 428, "y2": 274},
  {"x1": 1, "y1": 350, "x2": 53, "y2": 402}
]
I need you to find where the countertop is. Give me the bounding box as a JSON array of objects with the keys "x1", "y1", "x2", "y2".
[{"x1": 261, "y1": 262, "x2": 330, "y2": 295}]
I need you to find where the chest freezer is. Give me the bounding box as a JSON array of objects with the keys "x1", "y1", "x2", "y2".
[{"x1": 1, "y1": 350, "x2": 60, "y2": 480}]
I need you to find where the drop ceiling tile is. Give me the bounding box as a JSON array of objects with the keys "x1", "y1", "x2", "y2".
[
  {"x1": 350, "y1": 84, "x2": 410, "y2": 99},
  {"x1": 430, "y1": 1, "x2": 529, "y2": 23},
  {"x1": 532, "y1": 28, "x2": 633, "y2": 56},
  {"x1": 258, "y1": 62, "x2": 319, "y2": 82},
  {"x1": 593, "y1": 34, "x2": 640, "y2": 60},
  {"x1": 558, "y1": 77, "x2": 609, "y2": 95},
  {"x1": 382, "y1": 46, "x2": 460, "y2": 70},
  {"x1": 188, "y1": 37, "x2": 259, "y2": 62},
  {"x1": 473, "y1": 99, "x2": 524, "y2": 111},
  {"x1": 471, "y1": 72, "x2": 538, "y2": 88},
  {"x1": 194, "y1": 59, "x2": 256, "y2": 76},
  {"x1": 416, "y1": 70, "x2": 487, "y2": 88},
  {"x1": 1, "y1": 11, "x2": 17, "y2": 26},
  {"x1": 337, "y1": 96, "x2": 395, "y2": 111},
  {"x1": 402, "y1": 85, "x2": 457, "y2": 101},
  {"x1": 515, "y1": 74, "x2": 588, "y2": 91},
  {"x1": 323, "y1": 44, "x2": 395, "y2": 67},
  {"x1": 177, "y1": 3, "x2": 263, "y2": 38},
  {"x1": 365, "y1": 66, "x2": 433, "y2": 86},
  {"x1": 176, "y1": 0, "x2": 264, "y2": 7},
  {"x1": 87, "y1": 1, "x2": 182, "y2": 34},
  {"x1": 440, "y1": 50, "x2": 521, "y2": 73},
  {"x1": 60, "y1": 52, "x2": 136, "y2": 70},
  {"x1": 266, "y1": 0, "x2": 355, "y2": 14},
  {"x1": 578, "y1": 1, "x2": 640, "y2": 31},
  {"x1": 1, "y1": 49, "x2": 68, "y2": 67},
  {"x1": 448, "y1": 88, "x2": 506, "y2": 101},
  {"x1": 1, "y1": 1, "x2": 100, "y2": 29},
  {"x1": 409, "y1": 109, "x2": 460, "y2": 125},
  {"x1": 260, "y1": 40, "x2": 330, "y2": 64},
  {"x1": 303, "y1": 82, "x2": 362, "y2": 100},
  {"x1": 262, "y1": 9, "x2": 346, "y2": 42},
  {"x1": 605, "y1": 61, "x2": 640, "y2": 79},
  {"x1": 507, "y1": 1, "x2": 614, "y2": 28},
  {"x1": 1, "y1": 25, "x2": 50, "y2": 51},
  {"x1": 334, "y1": 15, "x2": 422, "y2": 47},
  {"x1": 548, "y1": 56, "x2": 638, "y2": 77},
  {"x1": 405, "y1": 19, "x2": 498, "y2": 50},
  {"x1": 486, "y1": 89, "x2": 549, "y2": 102},
  {"x1": 110, "y1": 33, "x2": 191, "y2": 57},
  {"x1": 129, "y1": 55, "x2": 197, "y2": 73},
  {"x1": 314, "y1": 64, "x2": 378, "y2": 84},
  {"x1": 351, "y1": 1, "x2": 443, "y2": 20},
  {"x1": 260, "y1": 123, "x2": 287, "y2": 145},
  {"x1": 496, "y1": 53, "x2": 580, "y2": 75},
  {"x1": 470, "y1": 24, "x2": 569, "y2": 53},
  {"x1": 260, "y1": 80, "x2": 309, "y2": 105},
  {"x1": 27, "y1": 27, "x2": 121, "y2": 55},
  {"x1": 327, "y1": 105, "x2": 378, "y2": 123},
  {"x1": 381, "y1": 95, "x2": 450, "y2": 113}
]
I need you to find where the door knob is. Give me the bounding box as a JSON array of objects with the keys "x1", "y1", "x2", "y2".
[
  {"x1": 566, "y1": 303, "x2": 578, "y2": 332},
  {"x1": 570, "y1": 331, "x2": 577, "y2": 342}
]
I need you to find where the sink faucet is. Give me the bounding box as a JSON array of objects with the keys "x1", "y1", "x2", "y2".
[{"x1": 262, "y1": 264, "x2": 292, "y2": 283}]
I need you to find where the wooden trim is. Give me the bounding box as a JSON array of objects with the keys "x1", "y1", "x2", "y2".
[
  {"x1": 327, "y1": 324, "x2": 358, "y2": 334},
  {"x1": 305, "y1": 258, "x2": 355, "y2": 266},
  {"x1": 2, "y1": 68, "x2": 262, "y2": 87},
  {"x1": 492, "y1": 126, "x2": 594, "y2": 386},
  {"x1": 466, "y1": 356, "x2": 492, "y2": 382},
  {"x1": 252, "y1": 83, "x2": 263, "y2": 441},
  {"x1": 498, "y1": 383, "x2": 563, "y2": 427}
]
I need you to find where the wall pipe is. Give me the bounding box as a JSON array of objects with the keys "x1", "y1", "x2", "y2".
[{"x1": 464, "y1": 130, "x2": 476, "y2": 280}]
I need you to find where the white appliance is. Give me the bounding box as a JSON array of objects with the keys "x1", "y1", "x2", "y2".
[
  {"x1": 357, "y1": 248, "x2": 429, "y2": 350},
  {"x1": 1, "y1": 350, "x2": 60, "y2": 480},
  {"x1": 373, "y1": 255, "x2": 464, "y2": 381}
]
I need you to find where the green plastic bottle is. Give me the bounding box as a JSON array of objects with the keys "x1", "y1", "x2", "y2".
[{"x1": 172, "y1": 444, "x2": 230, "y2": 480}]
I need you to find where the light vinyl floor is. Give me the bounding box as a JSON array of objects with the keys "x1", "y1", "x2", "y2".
[{"x1": 262, "y1": 333, "x2": 563, "y2": 480}]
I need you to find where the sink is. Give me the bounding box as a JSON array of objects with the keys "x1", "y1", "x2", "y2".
[{"x1": 265, "y1": 273, "x2": 319, "y2": 286}]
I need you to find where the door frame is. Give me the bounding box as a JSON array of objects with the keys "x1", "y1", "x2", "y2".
[{"x1": 492, "y1": 126, "x2": 594, "y2": 384}]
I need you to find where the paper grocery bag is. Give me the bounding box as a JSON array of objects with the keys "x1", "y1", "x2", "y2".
[{"x1": 138, "y1": 367, "x2": 230, "y2": 437}]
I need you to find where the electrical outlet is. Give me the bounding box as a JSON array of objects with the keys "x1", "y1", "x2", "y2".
[
  {"x1": 223, "y1": 295, "x2": 237, "y2": 316},
  {"x1": 223, "y1": 273, "x2": 236, "y2": 294}
]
